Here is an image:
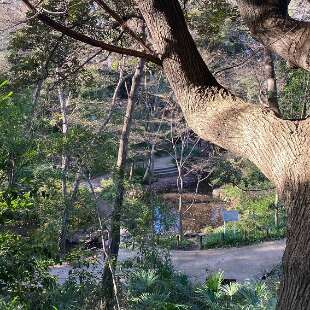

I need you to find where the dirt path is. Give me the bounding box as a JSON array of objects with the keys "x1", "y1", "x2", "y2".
[
  {"x1": 171, "y1": 239, "x2": 285, "y2": 283},
  {"x1": 50, "y1": 239, "x2": 285, "y2": 284}
]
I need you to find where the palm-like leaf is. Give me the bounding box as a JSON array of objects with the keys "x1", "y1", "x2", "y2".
[{"x1": 221, "y1": 282, "x2": 240, "y2": 299}]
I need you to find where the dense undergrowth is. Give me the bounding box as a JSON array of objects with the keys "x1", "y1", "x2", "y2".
[{"x1": 0, "y1": 243, "x2": 280, "y2": 309}]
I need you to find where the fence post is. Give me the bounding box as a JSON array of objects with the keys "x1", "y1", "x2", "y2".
[{"x1": 199, "y1": 234, "x2": 203, "y2": 250}]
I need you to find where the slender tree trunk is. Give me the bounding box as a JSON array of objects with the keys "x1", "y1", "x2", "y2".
[
  {"x1": 129, "y1": 161, "x2": 134, "y2": 180},
  {"x1": 274, "y1": 193, "x2": 279, "y2": 228},
  {"x1": 143, "y1": 143, "x2": 156, "y2": 183},
  {"x1": 58, "y1": 171, "x2": 81, "y2": 256},
  {"x1": 97, "y1": 60, "x2": 125, "y2": 133},
  {"x1": 177, "y1": 166, "x2": 184, "y2": 241},
  {"x1": 142, "y1": 74, "x2": 163, "y2": 183},
  {"x1": 264, "y1": 48, "x2": 280, "y2": 115},
  {"x1": 7, "y1": 154, "x2": 16, "y2": 188},
  {"x1": 58, "y1": 88, "x2": 71, "y2": 257},
  {"x1": 178, "y1": 192, "x2": 183, "y2": 241},
  {"x1": 102, "y1": 58, "x2": 145, "y2": 308}
]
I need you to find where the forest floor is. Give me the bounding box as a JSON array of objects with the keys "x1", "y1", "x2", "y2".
[{"x1": 50, "y1": 239, "x2": 285, "y2": 284}]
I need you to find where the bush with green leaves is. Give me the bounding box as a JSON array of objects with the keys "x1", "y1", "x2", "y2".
[
  {"x1": 202, "y1": 185, "x2": 286, "y2": 248},
  {"x1": 124, "y1": 247, "x2": 194, "y2": 310},
  {"x1": 125, "y1": 246, "x2": 279, "y2": 310},
  {"x1": 195, "y1": 275, "x2": 277, "y2": 309},
  {"x1": 210, "y1": 156, "x2": 270, "y2": 190},
  {"x1": 278, "y1": 65, "x2": 310, "y2": 119},
  {"x1": 0, "y1": 233, "x2": 56, "y2": 309},
  {"x1": 157, "y1": 235, "x2": 196, "y2": 250}
]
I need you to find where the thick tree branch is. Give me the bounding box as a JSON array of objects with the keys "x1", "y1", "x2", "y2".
[
  {"x1": 136, "y1": 0, "x2": 310, "y2": 185},
  {"x1": 20, "y1": 0, "x2": 162, "y2": 65},
  {"x1": 236, "y1": 0, "x2": 310, "y2": 71}
]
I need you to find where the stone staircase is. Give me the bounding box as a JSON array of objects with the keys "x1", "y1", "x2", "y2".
[{"x1": 153, "y1": 166, "x2": 178, "y2": 178}]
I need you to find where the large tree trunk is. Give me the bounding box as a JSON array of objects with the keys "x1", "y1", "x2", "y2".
[
  {"x1": 278, "y1": 181, "x2": 310, "y2": 309},
  {"x1": 136, "y1": 1, "x2": 310, "y2": 308},
  {"x1": 102, "y1": 58, "x2": 144, "y2": 308}
]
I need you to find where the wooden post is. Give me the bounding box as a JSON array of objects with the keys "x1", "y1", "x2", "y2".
[
  {"x1": 222, "y1": 221, "x2": 226, "y2": 241},
  {"x1": 199, "y1": 235, "x2": 203, "y2": 250}
]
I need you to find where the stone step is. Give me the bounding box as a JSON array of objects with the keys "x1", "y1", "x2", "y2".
[
  {"x1": 153, "y1": 166, "x2": 177, "y2": 173},
  {"x1": 154, "y1": 171, "x2": 179, "y2": 177}
]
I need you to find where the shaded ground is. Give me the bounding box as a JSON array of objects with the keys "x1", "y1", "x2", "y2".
[{"x1": 50, "y1": 239, "x2": 285, "y2": 284}]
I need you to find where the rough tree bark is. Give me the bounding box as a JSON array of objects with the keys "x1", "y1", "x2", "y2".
[
  {"x1": 236, "y1": 0, "x2": 310, "y2": 71},
  {"x1": 102, "y1": 58, "x2": 145, "y2": 308},
  {"x1": 136, "y1": 2, "x2": 310, "y2": 309}
]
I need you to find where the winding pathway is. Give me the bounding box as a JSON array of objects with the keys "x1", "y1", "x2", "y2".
[{"x1": 50, "y1": 239, "x2": 286, "y2": 284}]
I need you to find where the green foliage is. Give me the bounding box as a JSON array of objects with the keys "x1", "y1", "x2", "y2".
[
  {"x1": 279, "y1": 67, "x2": 310, "y2": 119},
  {"x1": 205, "y1": 271, "x2": 223, "y2": 293},
  {"x1": 202, "y1": 186, "x2": 286, "y2": 249},
  {"x1": 0, "y1": 296, "x2": 25, "y2": 310},
  {"x1": 0, "y1": 232, "x2": 56, "y2": 309},
  {"x1": 8, "y1": 0, "x2": 99, "y2": 90},
  {"x1": 0, "y1": 81, "x2": 13, "y2": 101},
  {"x1": 187, "y1": 0, "x2": 238, "y2": 48},
  {"x1": 157, "y1": 235, "x2": 196, "y2": 250},
  {"x1": 125, "y1": 247, "x2": 193, "y2": 309},
  {"x1": 0, "y1": 82, "x2": 37, "y2": 189},
  {"x1": 210, "y1": 156, "x2": 270, "y2": 190},
  {"x1": 126, "y1": 248, "x2": 279, "y2": 310},
  {"x1": 43, "y1": 271, "x2": 102, "y2": 310},
  {"x1": 0, "y1": 191, "x2": 35, "y2": 226}
]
